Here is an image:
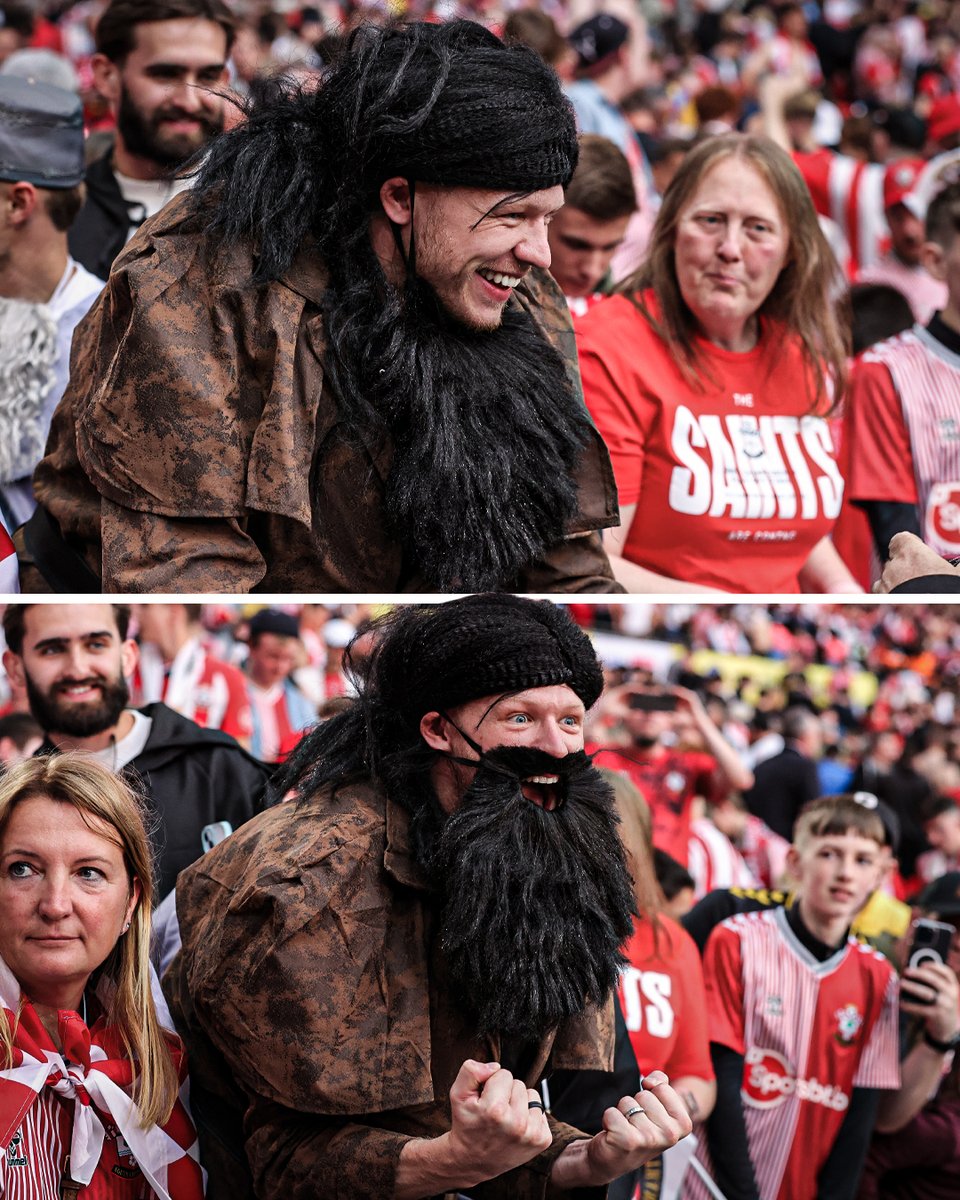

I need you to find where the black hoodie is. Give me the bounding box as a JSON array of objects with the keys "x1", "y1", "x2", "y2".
[{"x1": 40, "y1": 702, "x2": 273, "y2": 898}]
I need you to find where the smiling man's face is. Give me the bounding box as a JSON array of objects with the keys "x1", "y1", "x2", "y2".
[
  {"x1": 103, "y1": 17, "x2": 229, "y2": 170},
  {"x1": 422, "y1": 683, "x2": 586, "y2": 812},
  {"x1": 6, "y1": 605, "x2": 135, "y2": 739},
  {"x1": 409, "y1": 183, "x2": 565, "y2": 330}
]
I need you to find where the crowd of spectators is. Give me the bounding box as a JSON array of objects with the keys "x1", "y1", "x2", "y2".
[
  {"x1": 4, "y1": 599, "x2": 960, "y2": 888},
  {"x1": 5, "y1": 0, "x2": 960, "y2": 590},
  {"x1": 1, "y1": 598, "x2": 960, "y2": 1197}
]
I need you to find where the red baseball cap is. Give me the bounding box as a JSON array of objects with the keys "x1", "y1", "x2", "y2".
[
  {"x1": 928, "y1": 94, "x2": 960, "y2": 147},
  {"x1": 883, "y1": 158, "x2": 924, "y2": 210}
]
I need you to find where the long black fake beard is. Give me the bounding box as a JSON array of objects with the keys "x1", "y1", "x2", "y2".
[
  {"x1": 416, "y1": 746, "x2": 636, "y2": 1041},
  {"x1": 324, "y1": 272, "x2": 593, "y2": 592}
]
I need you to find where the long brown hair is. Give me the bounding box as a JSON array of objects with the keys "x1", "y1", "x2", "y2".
[
  {"x1": 621, "y1": 132, "x2": 849, "y2": 409},
  {"x1": 599, "y1": 768, "x2": 667, "y2": 952},
  {"x1": 0, "y1": 756, "x2": 179, "y2": 1127}
]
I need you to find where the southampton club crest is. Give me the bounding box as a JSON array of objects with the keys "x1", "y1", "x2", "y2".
[{"x1": 833, "y1": 1003, "x2": 863, "y2": 1046}]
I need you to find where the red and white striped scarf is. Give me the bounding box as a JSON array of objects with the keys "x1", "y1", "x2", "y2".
[{"x1": 0, "y1": 958, "x2": 204, "y2": 1198}]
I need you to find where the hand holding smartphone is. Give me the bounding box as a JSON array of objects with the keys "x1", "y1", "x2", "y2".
[{"x1": 903, "y1": 918, "x2": 955, "y2": 1005}]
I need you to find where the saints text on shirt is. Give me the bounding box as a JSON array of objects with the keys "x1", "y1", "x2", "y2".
[{"x1": 667, "y1": 406, "x2": 844, "y2": 521}]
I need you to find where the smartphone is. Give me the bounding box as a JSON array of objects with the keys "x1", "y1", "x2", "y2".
[
  {"x1": 628, "y1": 692, "x2": 678, "y2": 712},
  {"x1": 906, "y1": 917, "x2": 955, "y2": 979}
]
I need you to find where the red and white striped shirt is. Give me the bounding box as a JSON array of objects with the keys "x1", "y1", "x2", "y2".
[
  {"x1": 687, "y1": 817, "x2": 759, "y2": 900},
  {"x1": 0, "y1": 964, "x2": 203, "y2": 1200},
  {"x1": 0, "y1": 522, "x2": 18, "y2": 594},
  {"x1": 689, "y1": 908, "x2": 900, "y2": 1200},
  {"x1": 848, "y1": 327, "x2": 960, "y2": 557},
  {"x1": 134, "y1": 637, "x2": 252, "y2": 743},
  {"x1": 794, "y1": 150, "x2": 888, "y2": 275}
]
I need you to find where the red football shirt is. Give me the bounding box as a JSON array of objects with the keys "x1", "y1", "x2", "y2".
[
  {"x1": 578, "y1": 293, "x2": 844, "y2": 592},
  {"x1": 592, "y1": 745, "x2": 717, "y2": 866},
  {"x1": 618, "y1": 915, "x2": 714, "y2": 1082},
  {"x1": 690, "y1": 908, "x2": 900, "y2": 1200}
]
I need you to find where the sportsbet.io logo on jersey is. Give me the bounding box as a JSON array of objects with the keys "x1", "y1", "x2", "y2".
[
  {"x1": 667, "y1": 407, "x2": 843, "y2": 521},
  {"x1": 742, "y1": 1046, "x2": 849, "y2": 1111}
]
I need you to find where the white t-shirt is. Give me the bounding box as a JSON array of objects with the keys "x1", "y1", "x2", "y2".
[
  {"x1": 89, "y1": 709, "x2": 153, "y2": 771},
  {"x1": 114, "y1": 169, "x2": 192, "y2": 244}
]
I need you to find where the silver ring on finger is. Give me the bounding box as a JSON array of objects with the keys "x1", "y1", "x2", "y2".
[{"x1": 624, "y1": 1105, "x2": 645, "y2": 1120}]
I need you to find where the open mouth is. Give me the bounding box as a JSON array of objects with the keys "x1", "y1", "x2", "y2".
[
  {"x1": 477, "y1": 267, "x2": 523, "y2": 300},
  {"x1": 520, "y1": 774, "x2": 563, "y2": 811}
]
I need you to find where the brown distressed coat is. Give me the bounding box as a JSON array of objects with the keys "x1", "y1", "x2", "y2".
[
  {"x1": 26, "y1": 194, "x2": 622, "y2": 593},
  {"x1": 165, "y1": 779, "x2": 615, "y2": 1200}
]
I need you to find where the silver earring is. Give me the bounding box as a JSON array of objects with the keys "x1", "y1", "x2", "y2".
[{"x1": 122, "y1": 921, "x2": 130, "y2": 933}]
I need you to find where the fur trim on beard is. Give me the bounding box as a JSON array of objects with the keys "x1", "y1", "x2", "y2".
[
  {"x1": 0, "y1": 298, "x2": 58, "y2": 485},
  {"x1": 423, "y1": 758, "x2": 636, "y2": 1040},
  {"x1": 339, "y1": 287, "x2": 591, "y2": 591}
]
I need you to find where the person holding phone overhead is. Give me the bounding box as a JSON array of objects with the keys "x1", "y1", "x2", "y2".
[
  {"x1": 589, "y1": 682, "x2": 754, "y2": 867},
  {"x1": 578, "y1": 133, "x2": 861, "y2": 594}
]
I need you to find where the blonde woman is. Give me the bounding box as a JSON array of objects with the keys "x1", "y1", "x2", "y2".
[{"x1": 0, "y1": 755, "x2": 203, "y2": 1199}]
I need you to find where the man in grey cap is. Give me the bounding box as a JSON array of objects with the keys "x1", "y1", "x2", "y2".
[{"x1": 0, "y1": 75, "x2": 103, "y2": 533}]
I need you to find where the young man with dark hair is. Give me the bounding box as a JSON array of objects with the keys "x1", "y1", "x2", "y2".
[
  {"x1": 548, "y1": 133, "x2": 636, "y2": 314},
  {"x1": 0, "y1": 76, "x2": 103, "y2": 532},
  {"x1": 68, "y1": 0, "x2": 234, "y2": 279},
  {"x1": 24, "y1": 21, "x2": 622, "y2": 594},
  {"x1": 0, "y1": 602, "x2": 269, "y2": 898}
]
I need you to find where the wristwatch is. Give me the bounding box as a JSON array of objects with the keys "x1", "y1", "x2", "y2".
[{"x1": 922, "y1": 1027, "x2": 960, "y2": 1053}]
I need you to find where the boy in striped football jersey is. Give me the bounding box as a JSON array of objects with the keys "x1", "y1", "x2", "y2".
[{"x1": 688, "y1": 795, "x2": 900, "y2": 1200}]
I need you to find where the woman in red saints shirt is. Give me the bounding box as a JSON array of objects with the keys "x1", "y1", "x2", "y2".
[
  {"x1": 0, "y1": 756, "x2": 204, "y2": 1200},
  {"x1": 578, "y1": 132, "x2": 860, "y2": 593}
]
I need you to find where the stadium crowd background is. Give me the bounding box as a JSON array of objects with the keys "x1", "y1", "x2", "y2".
[{"x1": 4, "y1": 599, "x2": 960, "y2": 898}]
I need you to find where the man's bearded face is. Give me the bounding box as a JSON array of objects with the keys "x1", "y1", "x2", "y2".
[
  {"x1": 25, "y1": 666, "x2": 129, "y2": 739},
  {"x1": 112, "y1": 18, "x2": 228, "y2": 172},
  {"x1": 417, "y1": 743, "x2": 636, "y2": 1042},
  {"x1": 117, "y1": 84, "x2": 224, "y2": 170},
  {"x1": 409, "y1": 183, "x2": 564, "y2": 332},
  {"x1": 18, "y1": 606, "x2": 131, "y2": 739}
]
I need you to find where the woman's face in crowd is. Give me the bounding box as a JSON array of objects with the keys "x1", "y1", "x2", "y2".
[
  {"x1": 0, "y1": 795, "x2": 140, "y2": 1009},
  {"x1": 673, "y1": 156, "x2": 790, "y2": 348}
]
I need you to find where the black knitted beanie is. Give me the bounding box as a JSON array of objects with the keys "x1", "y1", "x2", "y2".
[
  {"x1": 322, "y1": 20, "x2": 580, "y2": 196},
  {"x1": 367, "y1": 595, "x2": 604, "y2": 728}
]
